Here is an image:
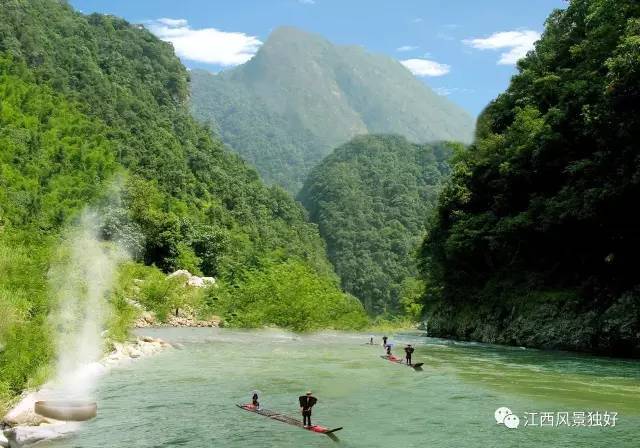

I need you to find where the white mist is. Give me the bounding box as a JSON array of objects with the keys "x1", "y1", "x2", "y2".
[{"x1": 47, "y1": 210, "x2": 128, "y2": 399}]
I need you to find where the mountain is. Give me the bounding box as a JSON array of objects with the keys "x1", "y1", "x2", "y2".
[
  {"x1": 0, "y1": 0, "x2": 364, "y2": 407},
  {"x1": 299, "y1": 135, "x2": 455, "y2": 314},
  {"x1": 419, "y1": 0, "x2": 640, "y2": 356},
  {"x1": 190, "y1": 26, "x2": 474, "y2": 192}
]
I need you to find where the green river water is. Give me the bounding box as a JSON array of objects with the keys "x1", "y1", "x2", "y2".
[{"x1": 44, "y1": 328, "x2": 640, "y2": 448}]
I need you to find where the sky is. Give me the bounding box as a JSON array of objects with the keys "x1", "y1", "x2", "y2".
[{"x1": 70, "y1": 0, "x2": 567, "y2": 116}]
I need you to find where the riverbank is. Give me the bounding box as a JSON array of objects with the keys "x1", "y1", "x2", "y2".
[
  {"x1": 424, "y1": 292, "x2": 640, "y2": 358},
  {"x1": 1, "y1": 336, "x2": 172, "y2": 448}
]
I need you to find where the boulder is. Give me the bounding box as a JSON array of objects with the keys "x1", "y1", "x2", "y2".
[
  {"x1": 3, "y1": 422, "x2": 79, "y2": 447},
  {"x1": 167, "y1": 269, "x2": 191, "y2": 280},
  {"x1": 2, "y1": 393, "x2": 48, "y2": 427},
  {"x1": 167, "y1": 270, "x2": 215, "y2": 288},
  {"x1": 0, "y1": 431, "x2": 9, "y2": 448},
  {"x1": 186, "y1": 276, "x2": 204, "y2": 287}
]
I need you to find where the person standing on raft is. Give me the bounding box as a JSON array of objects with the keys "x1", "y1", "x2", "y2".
[
  {"x1": 252, "y1": 392, "x2": 260, "y2": 409},
  {"x1": 382, "y1": 335, "x2": 388, "y2": 347},
  {"x1": 386, "y1": 344, "x2": 392, "y2": 356},
  {"x1": 404, "y1": 344, "x2": 415, "y2": 365},
  {"x1": 299, "y1": 391, "x2": 318, "y2": 427}
]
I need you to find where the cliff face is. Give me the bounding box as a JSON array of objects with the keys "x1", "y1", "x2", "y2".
[{"x1": 419, "y1": 0, "x2": 640, "y2": 357}]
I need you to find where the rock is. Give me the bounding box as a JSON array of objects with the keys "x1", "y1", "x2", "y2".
[
  {"x1": 187, "y1": 276, "x2": 204, "y2": 287},
  {"x1": 133, "y1": 311, "x2": 157, "y2": 328},
  {"x1": 3, "y1": 422, "x2": 79, "y2": 447},
  {"x1": 167, "y1": 270, "x2": 215, "y2": 288},
  {"x1": 167, "y1": 269, "x2": 191, "y2": 279},
  {"x1": 2, "y1": 393, "x2": 48, "y2": 427},
  {"x1": 0, "y1": 432, "x2": 9, "y2": 448},
  {"x1": 202, "y1": 277, "x2": 216, "y2": 285}
]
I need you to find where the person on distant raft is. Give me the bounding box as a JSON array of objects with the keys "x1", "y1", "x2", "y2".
[
  {"x1": 386, "y1": 344, "x2": 392, "y2": 356},
  {"x1": 404, "y1": 344, "x2": 415, "y2": 365},
  {"x1": 299, "y1": 391, "x2": 318, "y2": 428},
  {"x1": 252, "y1": 392, "x2": 260, "y2": 410},
  {"x1": 369, "y1": 336, "x2": 374, "y2": 345},
  {"x1": 382, "y1": 335, "x2": 388, "y2": 347}
]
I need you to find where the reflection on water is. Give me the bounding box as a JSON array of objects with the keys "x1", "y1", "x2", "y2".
[{"x1": 44, "y1": 328, "x2": 640, "y2": 448}]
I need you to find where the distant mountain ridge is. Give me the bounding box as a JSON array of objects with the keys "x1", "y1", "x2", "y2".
[{"x1": 190, "y1": 26, "x2": 474, "y2": 192}]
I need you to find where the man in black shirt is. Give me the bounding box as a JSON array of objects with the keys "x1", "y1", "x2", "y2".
[
  {"x1": 404, "y1": 344, "x2": 415, "y2": 365},
  {"x1": 299, "y1": 391, "x2": 318, "y2": 427}
]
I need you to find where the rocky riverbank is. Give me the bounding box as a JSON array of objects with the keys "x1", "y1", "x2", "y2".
[
  {"x1": 1, "y1": 336, "x2": 172, "y2": 448},
  {"x1": 130, "y1": 270, "x2": 221, "y2": 329},
  {"x1": 424, "y1": 291, "x2": 640, "y2": 357},
  {"x1": 134, "y1": 308, "x2": 221, "y2": 328}
]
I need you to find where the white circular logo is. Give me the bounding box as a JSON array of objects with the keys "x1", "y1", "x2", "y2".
[
  {"x1": 503, "y1": 414, "x2": 520, "y2": 429},
  {"x1": 494, "y1": 406, "x2": 512, "y2": 424}
]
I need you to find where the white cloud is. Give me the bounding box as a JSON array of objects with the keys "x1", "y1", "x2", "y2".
[
  {"x1": 299, "y1": 0, "x2": 315, "y2": 4},
  {"x1": 464, "y1": 30, "x2": 540, "y2": 65},
  {"x1": 155, "y1": 18, "x2": 187, "y2": 27},
  {"x1": 147, "y1": 18, "x2": 262, "y2": 66},
  {"x1": 397, "y1": 45, "x2": 418, "y2": 52},
  {"x1": 412, "y1": 18, "x2": 423, "y2": 23},
  {"x1": 401, "y1": 58, "x2": 450, "y2": 77}
]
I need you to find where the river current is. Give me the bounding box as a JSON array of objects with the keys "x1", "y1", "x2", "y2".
[{"x1": 44, "y1": 328, "x2": 640, "y2": 448}]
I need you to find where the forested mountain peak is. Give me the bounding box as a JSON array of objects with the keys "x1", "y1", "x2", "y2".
[
  {"x1": 190, "y1": 27, "x2": 474, "y2": 192},
  {"x1": 299, "y1": 134, "x2": 456, "y2": 314}
]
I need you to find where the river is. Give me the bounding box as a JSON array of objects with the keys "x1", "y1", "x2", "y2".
[{"x1": 43, "y1": 328, "x2": 640, "y2": 448}]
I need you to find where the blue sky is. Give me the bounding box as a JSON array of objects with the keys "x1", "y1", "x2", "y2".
[{"x1": 70, "y1": 0, "x2": 566, "y2": 116}]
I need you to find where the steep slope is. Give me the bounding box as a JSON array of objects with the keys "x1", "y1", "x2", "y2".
[
  {"x1": 0, "y1": 0, "x2": 364, "y2": 405},
  {"x1": 419, "y1": 0, "x2": 640, "y2": 356},
  {"x1": 299, "y1": 135, "x2": 454, "y2": 314},
  {"x1": 190, "y1": 26, "x2": 474, "y2": 192}
]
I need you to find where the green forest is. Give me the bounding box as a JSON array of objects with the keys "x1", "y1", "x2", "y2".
[
  {"x1": 299, "y1": 135, "x2": 455, "y2": 315},
  {"x1": 0, "y1": 0, "x2": 365, "y2": 409},
  {"x1": 419, "y1": 0, "x2": 640, "y2": 356},
  {"x1": 1, "y1": 0, "x2": 639, "y2": 420},
  {"x1": 190, "y1": 26, "x2": 474, "y2": 193}
]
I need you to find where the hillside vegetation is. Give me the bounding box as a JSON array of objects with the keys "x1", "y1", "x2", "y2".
[
  {"x1": 299, "y1": 135, "x2": 455, "y2": 315},
  {"x1": 190, "y1": 27, "x2": 474, "y2": 192},
  {"x1": 0, "y1": 0, "x2": 365, "y2": 408},
  {"x1": 419, "y1": 0, "x2": 640, "y2": 356}
]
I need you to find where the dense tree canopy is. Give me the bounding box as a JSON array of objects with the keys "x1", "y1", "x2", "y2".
[
  {"x1": 0, "y1": 0, "x2": 363, "y2": 404},
  {"x1": 300, "y1": 135, "x2": 454, "y2": 314},
  {"x1": 0, "y1": 0, "x2": 336, "y2": 277},
  {"x1": 420, "y1": 0, "x2": 640, "y2": 355}
]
